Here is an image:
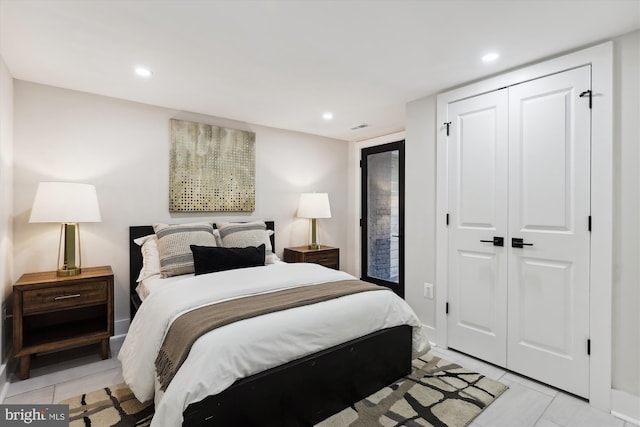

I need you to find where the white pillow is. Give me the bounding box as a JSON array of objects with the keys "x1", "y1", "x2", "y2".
[
  {"x1": 134, "y1": 234, "x2": 161, "y2": 282},
  {"x1": 216, "y1": 220, "x2": 279, "y2": 264},
  {"x1": 153, "y1": 222, "x2": 218, "y2": 277}
]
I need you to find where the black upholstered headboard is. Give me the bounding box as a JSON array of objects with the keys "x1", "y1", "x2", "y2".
[{"x1": 128, "y1": 221, "x2": 275, "y2": 318}]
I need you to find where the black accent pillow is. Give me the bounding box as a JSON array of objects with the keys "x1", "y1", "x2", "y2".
[{"x1": 190, "y1": 244, "x2": 266, "y2": 275}]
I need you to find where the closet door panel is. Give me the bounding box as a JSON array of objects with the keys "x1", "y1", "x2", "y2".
[
  {"x1": 519, "y1": 92, "x2": 570, "y2": 229},
  {"x1": 507, "y1": 66, "x2": 591, "y2": 398},
  {"x1": 447, "y1": 89, "x2": 508, "y2": 367},
  {"x1": 515, "y1": 259, "x2": 574, "y2": 353}
]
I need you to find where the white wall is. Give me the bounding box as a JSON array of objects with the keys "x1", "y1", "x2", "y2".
[
  {"x1": 404, "y1": 96, "x2": 437, "y2": 333},
  {"x1": 0, "y1": 55, "x2": 14, "y2": 382},
  {"x1": 611, "y1": 30, "x2": 640, "y2": 398},
  {"x1": 12, "y1": 81, "x2": 348, "y2": 331}
]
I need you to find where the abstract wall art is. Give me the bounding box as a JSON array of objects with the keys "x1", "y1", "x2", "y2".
[{"x1": 169, "y1": 119, "x2": 256, "y2": 212}]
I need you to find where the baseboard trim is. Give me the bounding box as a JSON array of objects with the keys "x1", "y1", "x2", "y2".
[
  {"x1": 422, "y1": 323, "x2": 435, "y2": 337},
  {"x1": 611, "y1": 388, "x2": 640, "y2": 425},
  {"x1": 110, "y1": 334, "x2": 126, "y2": 348},
  {"x1": 0, "y1": 362, "x2": 8, "y2": 403},
  {"x1": 114, "y1": 318, "x2": 130, "y2": 338}
]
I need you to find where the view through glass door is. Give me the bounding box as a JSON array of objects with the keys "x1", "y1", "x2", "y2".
[{"x1": 361, "y1": 140, "x2": 405, "y2": 298}]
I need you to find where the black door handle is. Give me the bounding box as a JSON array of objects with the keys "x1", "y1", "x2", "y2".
[
  {"x1": 512, "y1": 238, "x2": 534, "y2": 248},
  {"x1": 480, "y1": 236, "x2": 504, "y2": 247}
]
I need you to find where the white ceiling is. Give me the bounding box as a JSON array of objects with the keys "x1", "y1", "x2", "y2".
[{"x1": 1, "y1": 0, "x2": 639, "y2": 141}]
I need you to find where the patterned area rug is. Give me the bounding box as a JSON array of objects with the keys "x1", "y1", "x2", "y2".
[
  {"x1": 59, "y1": 382, "x2": 153, "y2": 427},
  {"x1": 58, "y1": 354, "x2": 507, "y2": 427},
  {"x1": 317, "y1": 353, "x2": 508, "y2": 426}
]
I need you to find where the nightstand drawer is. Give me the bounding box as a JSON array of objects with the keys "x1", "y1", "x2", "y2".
[
  {"x1": 23, "y1": 281, "x2": 108, "y2": 315},
  {"x1": 284, "y1": 246, "x2": 340, "y2": 270},
  {"x1": 304, "y1": 250, "x2": 338, "y2": 267}
]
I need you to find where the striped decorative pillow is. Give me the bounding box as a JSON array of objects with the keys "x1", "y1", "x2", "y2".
[
  {"x1": 216, "y1": 220, "x2": 278, "y2": 264},
  {"x1": 153, "y1": 222, "x2": 217, "y2": 277},
  {"x1": 133, "y1": 234, "x2": 161, "y2": 282}
]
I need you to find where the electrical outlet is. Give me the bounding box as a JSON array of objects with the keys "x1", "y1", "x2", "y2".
[{"x1": 423, "y1": 283, "x2": 434, "y2": 299}]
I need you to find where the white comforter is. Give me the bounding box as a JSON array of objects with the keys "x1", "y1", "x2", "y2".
[{"x1": 119, "y1": 262, "x2": 430, "y2": 427}]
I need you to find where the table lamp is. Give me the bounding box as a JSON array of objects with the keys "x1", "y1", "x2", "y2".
[
  {"x1": 297, "y1": 193, "x2": 331, "y2": 250},
  {"x1": 29, "y1": 182, "x2": 102, "y2": 276}
]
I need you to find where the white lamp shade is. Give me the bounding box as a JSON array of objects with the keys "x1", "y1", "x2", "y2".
[
  {"x1": 297, "y1": 193, "x2": 331, "y2": 219},
  {"x1": 29, "y1": 182, "x2": 102, "y2": 223}
]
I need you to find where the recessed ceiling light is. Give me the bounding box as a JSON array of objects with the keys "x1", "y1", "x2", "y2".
[
  {"x1": 322, "y1": 112, "x2": 333, "y2": 120},
  {"x1": 134, "y1": 66, "x2": 152, "y2": 77},
  {"x1": 482, "y1": 53, "x2": 500, "y2": 63}
]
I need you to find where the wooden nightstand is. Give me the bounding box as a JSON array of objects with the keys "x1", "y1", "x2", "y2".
[
  {"x1": 283, "y1": 246, "x2": 340, "y2": 270},
  {"x1": 13, "y1": 266, "x2": 114, "y2": 380}
]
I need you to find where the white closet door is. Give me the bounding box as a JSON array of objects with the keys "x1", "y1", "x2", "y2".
[
  {"x1": 507, "y1": 66, "x2": 591, "y2": 398},
  {"x1": 447, "y1": 89, "x2": 509, "y2": 367}
]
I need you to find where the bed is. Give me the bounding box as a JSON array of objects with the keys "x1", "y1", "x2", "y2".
[{"x1": 121, "y1": 221, "x2": 429, "y2": 426}]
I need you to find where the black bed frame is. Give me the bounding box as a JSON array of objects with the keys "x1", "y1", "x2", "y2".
[{"x1": 129, "y1": 223, "x2": 412, "y2": 426}]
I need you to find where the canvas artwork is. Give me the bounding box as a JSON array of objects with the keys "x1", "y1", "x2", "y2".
[{"x1": 169, "y1": 119, "x2": 256, "y2": 212}]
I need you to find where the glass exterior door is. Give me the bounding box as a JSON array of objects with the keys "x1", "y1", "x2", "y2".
[{"x1": 361, "y1": 140, "x2": 404, "y2": 298}]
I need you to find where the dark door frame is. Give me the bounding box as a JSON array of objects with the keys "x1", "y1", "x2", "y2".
[{"x1": 360, "y1": 140, "x2": 405, "y2": 298}]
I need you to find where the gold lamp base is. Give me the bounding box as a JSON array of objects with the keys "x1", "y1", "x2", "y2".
[
  {"x1": 308, "y1": 218, "x2": 321, "y2": 250},
  {"x1": 57, "y1": 267, "x2": 81, "y2": 277},
  {"x1": 57, "y1": 223, "x2": 82, "y2": 277}
]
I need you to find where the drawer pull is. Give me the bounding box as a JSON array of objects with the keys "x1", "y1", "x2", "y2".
[{"x1": 54, "y1": 293, "x2": 81, "y2": 300}]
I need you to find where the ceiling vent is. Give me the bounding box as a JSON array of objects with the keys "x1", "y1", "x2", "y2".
[{"x1": 350, "y1": 124, "x2": 369, "y2": 130}]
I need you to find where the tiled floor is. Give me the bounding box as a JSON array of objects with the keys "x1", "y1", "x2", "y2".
[
  {"x1": 2, "y1": 341, "x2": 637, "y2": 427},
  {"x1": 428, "y1": 346, "x2": 636, "y2": 427},
  {"x1": 2, "y1": 340, "x2": 125, "y2": 405}
]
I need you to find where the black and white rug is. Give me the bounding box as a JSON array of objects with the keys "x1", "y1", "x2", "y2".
[
  {"x1": 60, "y1": 381, "x2": 153, "y2": 426},
  {"x1": 59, "y1": 353, "x2": 507, "y2": 427},
  {"x1": 316, "y1": 353, "x2": 508, "y2": 427}
]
